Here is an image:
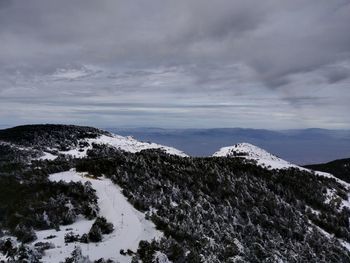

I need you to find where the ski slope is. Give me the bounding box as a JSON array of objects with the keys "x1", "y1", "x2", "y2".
[{"x1": 33, "y1": 170, "x2": 162, "y2": 262}]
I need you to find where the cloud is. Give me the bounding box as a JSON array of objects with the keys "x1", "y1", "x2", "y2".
[{"x1": 0, "y1": 0, "x2": 349, "y2": 128}]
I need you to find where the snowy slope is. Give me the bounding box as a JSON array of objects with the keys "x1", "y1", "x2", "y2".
[
  {"x1": 213, "y1": 143, "x2": 350, "y2": 212},
  {"x1": 213, "y1": 142, "x2": 350, "y2": 250},
  {"x1": 39, "y1": 133, "x2": 187, "y2": 160},
  {"x1": 213, "y1": 143, "x2": 296, "y2": 170},
  {"x1": 32, "y1": 170, "x2": 162, "y2": 263},
  {"x1": 212, "y1": 143, "x2": 350, "y2": 185}
]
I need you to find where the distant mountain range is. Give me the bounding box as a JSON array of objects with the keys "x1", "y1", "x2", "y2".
[{"x1": 106, "y1": 127, "x2": 350, "y2": 164}]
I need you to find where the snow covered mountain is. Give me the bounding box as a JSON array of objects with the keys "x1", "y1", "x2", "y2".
[
  {"x1": 39, "y1": 133, "x2": 188, "y2": 160},
  {"x1": 212, "y1": 142, "x2": 350, "y2": 184},
  {"x1": 213, "y1": 143, "x2": 296, "y2": 170},
  {"x1": 0, "y1": 124, "x2": 187, "y2": 161},
  {"x1": 213, "y1": 142, "x2": 339, "y2": 174},
  {"x1": 1, "y1": 125, "x2": 350, "y2": 262}
]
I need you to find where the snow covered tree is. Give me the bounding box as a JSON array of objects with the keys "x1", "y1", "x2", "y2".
[{"x1": 65, "y1": 246, "x2": 91, "y2": 263}]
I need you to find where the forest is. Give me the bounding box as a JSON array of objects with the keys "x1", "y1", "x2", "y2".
[{"x1": 0, "y1": 125, "x2": 349, "y2": 262}]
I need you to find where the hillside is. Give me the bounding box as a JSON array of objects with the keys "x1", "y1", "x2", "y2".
[
  {"x1": 213, "y1": 143, "x2": 296, "y2": 169},
  {"x1": 0, "y1": 124, "x2": 187, "y2": 160},
  {"x1": 0, "y1": 124, "x2": 107, "y2": 148},
  {"x1": 212, "y1": 143, "x2": 342, "y2": 178},
  {"x1": 0, "y1": 125, "x2": 350, "y2": 262},
  {"x1": 305, "y1": 158, "x2": 350, "y2": 183}
]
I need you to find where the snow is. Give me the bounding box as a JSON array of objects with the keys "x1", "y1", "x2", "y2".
[
  {"x1": 170, "y1": 201, "x2": 178, "y2": 208},
  {"x1": 213, "y1": 142, "x2": 350, "y2": 208},
  {"x1": 340, "y1": 193, "x2": 350, "y2": 211},
  {"x1": 233, "y1": 238, "x2": 244, "y2": 254},
  {"x1": 214, "y1": 142, "x2": 350, "y2": 251},
  {"x1": 213, "y1": 143, "x2": 297, "y2": 170},
  {"x1": 32, "y1": 170, "x2": 162, "y2": 263},
  {"x1": 153, "y1": 251, "x2": 172, "y2": 263},
  {"x1": 309, "y1": 221, "x2": 350, "y2": 252},
  {"x1": 305, "y1": 205, "x2": 321, "y2": 216},
  {"x1": 0, "y1": 236, "x2": 18, "y2": 261},
  {"x1": 38, "y1": 133, "x2": 187, "y2": 161},
  {"x1": 212, "y1": 143, "x2": 349, "y2": 185},
  {"x1": 324, "y1": 188, "x2": 338, "y2": 205},
  {"x1": 38, "y1": 152, "x2": 57, "y2": 161},
  {"x1": 87, "y1": 134, "x2": 187, "y2": 157},
  {"x1": 341, "y1": 240, "x2": 350, "y2": 252}
]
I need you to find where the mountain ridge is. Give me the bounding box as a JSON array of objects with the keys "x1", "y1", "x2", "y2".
[
  {"x1": 1, "y1": 124, "x2": 350, "y2": 262},
  {"x1": 305, "y1": 158, "x2": 350, "y2": 183},
  {"x1": 107, "y1": 127, "x2": 350, "y2": 164},
  {"x1": 0, "y1": 124, "x2": 187, "y2": 160}
]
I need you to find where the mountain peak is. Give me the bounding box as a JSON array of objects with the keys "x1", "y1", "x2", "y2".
[
  {"x1": 213, "y1": 142, "x2": 297, "y2": 170},
  {"x1": 0, "y1": 124, "x2": 188, "y2": 159}
]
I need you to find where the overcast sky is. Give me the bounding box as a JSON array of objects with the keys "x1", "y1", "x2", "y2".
[{"x1": 0, "y1": 0, "x2": 349, "y2": 129}]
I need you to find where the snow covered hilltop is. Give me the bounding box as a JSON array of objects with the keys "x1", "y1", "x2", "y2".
[
  {"x1": 213, "y1": 142, "x2": 296, "y2": 169},
  {"x1": 1, "y1": 124, "x2": 350, "y2": 262},
  {"x1": 0, "y1": 124, "x2": 187, "y2": 160}
]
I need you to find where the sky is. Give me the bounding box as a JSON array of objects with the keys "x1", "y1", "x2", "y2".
[{"x1": 0, "y1": 0, "x2": 350, "y2": 129}]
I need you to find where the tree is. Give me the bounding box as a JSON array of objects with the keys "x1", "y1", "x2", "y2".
[
  {"x1": 88, "y1": 224, "x2": 102, "y2": 242},
  {"x1": 65, "y1": 246, "x2": 91, "y2": 263}
]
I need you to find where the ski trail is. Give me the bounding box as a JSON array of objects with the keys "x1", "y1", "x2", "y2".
[{"x1": 33, "y1": 170, "x2": 161, "y2": 263}]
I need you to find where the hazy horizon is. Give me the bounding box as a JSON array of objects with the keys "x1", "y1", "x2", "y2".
[{"x1": 2, "y1": 123, "x2": 350, "y2": 132}]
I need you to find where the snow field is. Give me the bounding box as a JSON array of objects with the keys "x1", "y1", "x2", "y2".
[{"x1": 33, "y1": 170, "x2": 162, "y2": 263}]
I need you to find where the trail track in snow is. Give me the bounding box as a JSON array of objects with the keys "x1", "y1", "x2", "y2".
[{"x1": 33, "y1": 170, "x2": 161, "y2": 263}]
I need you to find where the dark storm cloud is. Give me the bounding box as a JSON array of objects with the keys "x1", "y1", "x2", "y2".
[
  {"x1": 0, "y1": 0, "x2": 349, "y2": 128},
  {"x1": 2, "y1": 0, "x2": 349, "y2": 75}
]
